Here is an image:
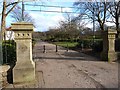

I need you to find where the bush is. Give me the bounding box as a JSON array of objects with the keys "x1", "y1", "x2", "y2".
[
  {"x1": 115, "y1": 39, "x2": 120, "y2": 52},
  {"x1": 2, "y1": 40, "x2": 16, "y2": 65},
  {"x1": 77, "y1": 39, "x2": 93, "y2": 49},
  {"x1": 91, "y1": 39, "x2": 120, "y2": 52},
  {"x1": 92, "y1": 40, "x2": 103, "y2": 52},
  {"x1": 76, "y1": 39, "x2": 102, "y2": 52},
  {"x1": 2, "y1": 39, "x2": 36, "y2": 65}
]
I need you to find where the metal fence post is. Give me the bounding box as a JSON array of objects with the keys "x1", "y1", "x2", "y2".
[
  {"x1": 56, "y1": 45, "x2": 58, "y2": 52},
  {"x1": 43, "y1": 45, "x2": 46, "y2": 53},
  {"x1": 66, "y1": 44, "x2": 68, "y2": 52}
]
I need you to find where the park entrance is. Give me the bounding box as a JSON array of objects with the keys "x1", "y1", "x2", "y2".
[{"x1": 0, "y1": 1, "x2": 119, "y2": 88}]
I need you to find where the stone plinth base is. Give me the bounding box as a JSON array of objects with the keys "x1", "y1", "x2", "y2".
[
  {"x1": 0, "y1": 65, "x2": 10, "y2": 88},
  {"x1": 13, "y1": 63, "x2": 35, "y2": 84},
  {"x1": 101, "y1": 51, "x2": 117, "y2": 62}
]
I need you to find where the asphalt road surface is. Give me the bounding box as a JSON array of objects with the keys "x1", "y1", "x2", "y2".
[{"x1": 6, "y1": 40, "x2": 118, "y2": 88}]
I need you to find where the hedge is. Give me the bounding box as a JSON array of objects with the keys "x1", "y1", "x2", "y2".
[
  {"x1": 115, "y1": 39, "x2": 120, "y2": 52},
  {"x1": 2, "y1": 39, "x2": 36, "y2": 65},
  {"x1": 2, "y1": 40, "x2": 16, "y2": 65},
  {"x1": 76, "y1": 39, "x2": 93, "y2": 49},
  {"x1": 91, "y1": 39, "x2": 120, "y2": 52},
  {"x1": 92, "y1": 40, "x2": 103, "y2": 52}
]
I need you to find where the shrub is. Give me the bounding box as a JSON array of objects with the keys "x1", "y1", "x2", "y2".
[
  {"x1": 92, "y1": 40, "x2": 103, "y2": 52},
  {"x1": 77, "y1": 39, "x2": 103, "y2": 52},
  {"x1": 2, "y1": 40, "x2": 16, "y2": 65},
  {"x1": 91, "y1": 39, "x2": 120, "y2": 52},
  {"x1": 115, "y1": 39, "x2": 120, "y2": 52},
  {"x1": 77, "y1": 39, "x2": 93, "y2": 49}
]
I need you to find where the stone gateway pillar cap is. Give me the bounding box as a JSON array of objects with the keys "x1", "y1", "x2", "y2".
[
  {"x1": 11, "y1": 22, "x2": 33, "y2": 31},
  {"x1": 107, "y1": 29, "x2": 117, "y2": 34},
  {"x1": 12, "y1": 22, "x2": 35, "y2": 84}
]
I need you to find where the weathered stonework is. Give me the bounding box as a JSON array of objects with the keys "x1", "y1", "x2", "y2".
[
  {"x1": 0, "y1": 65, "x2": 10, "y2": 89},
  {"x1": 11, "y1": 22, "x2": 35, "y2": 84},
  {"x1": 101, "y1": 29, "x2": 117, "y2": 62}
]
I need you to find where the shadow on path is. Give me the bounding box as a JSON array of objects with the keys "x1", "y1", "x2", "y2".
[{"x1": 33, "y1": 56, "x2": 85, "y2": 61}]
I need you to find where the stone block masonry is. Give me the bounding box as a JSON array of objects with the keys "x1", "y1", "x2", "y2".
[
  {"x1": 11, "y1": 22, "x2": 35, "y2": 84},
  {"x1": 101, "y1": 29, "x2": 117, "y2": 62},
  {"x1": 0, "y1": 65, "x2": 10, "y2": 89}
]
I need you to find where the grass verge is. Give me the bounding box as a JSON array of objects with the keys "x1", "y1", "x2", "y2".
[{"x1": 53, "y1": 41, "x2": 101, "y2": 59}]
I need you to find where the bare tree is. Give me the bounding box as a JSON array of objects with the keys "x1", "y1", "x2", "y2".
[
  {"x1": 107, "y1": 1, "x2": 120, "y2": 37},
  {"x1": 56, "y1": 13, "x2": 86, "y2": 40},
  {"x1": 1, "y1": 0, "x2": 19, "y2": 40},
  {"x1": 6, "y1": 5, "x2": 35, "y2": 40},
  {"x1": 10, "y1": 5, "x2": 34, "y2": 23},
  {"x1": 74, "y1": 1, "x2": 110, "y2": 31}
]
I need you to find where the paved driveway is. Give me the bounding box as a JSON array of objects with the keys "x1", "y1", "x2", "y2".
[{"x1": 6, "y1": 40, "x2": 118, "y2": 88}]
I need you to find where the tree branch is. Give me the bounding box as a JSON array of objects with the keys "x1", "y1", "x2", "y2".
[
  {"x1": 6, "y1": 2, "x2": 18, "y2": 7},
  {"x1": 6, "y1": 2, "x2": 19, "y2": 16}
]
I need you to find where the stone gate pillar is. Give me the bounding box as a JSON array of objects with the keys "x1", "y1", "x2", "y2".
[
  {"x1": 11, "y1": 22, "x2": 35, "y2": 84},
  {"x1": 101, "y1": 29, "x2": 117, "y2": 62}
]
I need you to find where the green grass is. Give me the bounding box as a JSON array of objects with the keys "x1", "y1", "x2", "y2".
[{"x1": 53, "y1": 42, "x2": 79, "y2": 48}]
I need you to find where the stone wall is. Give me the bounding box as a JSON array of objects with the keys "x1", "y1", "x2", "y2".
[{"x1": 0, "y1": 65, "x2": 10, "y2": 89}]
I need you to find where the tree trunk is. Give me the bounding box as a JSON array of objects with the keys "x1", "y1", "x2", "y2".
[
  {"x1": 1, "y1": 1, "x2": 6, "y2": 40},
  {"x1": 99, "y1": 22, "x2": 104, "y2": 31}
]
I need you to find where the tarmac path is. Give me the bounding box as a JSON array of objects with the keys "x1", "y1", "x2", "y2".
[{"x1": 6, "y1": 40, "x2": 118, "y2": 88}]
